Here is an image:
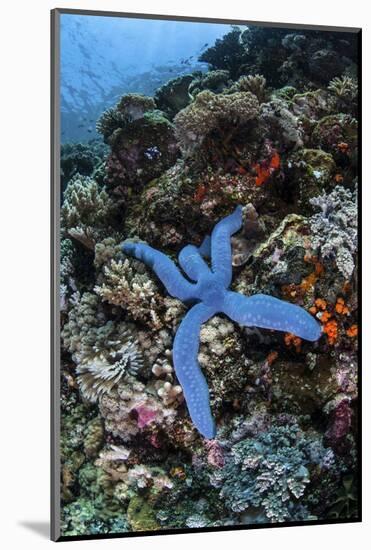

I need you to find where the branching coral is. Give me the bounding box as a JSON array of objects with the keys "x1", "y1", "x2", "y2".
[
  {"x1": 229, "y1": 74, "x2": 267, "y2": 103},
  {"x1": 99, "y1": 375, "x2": 177, "y2": 442},
  {"x1": 155, "y1": 380, "x2": 183, "y2": 406},
  {"x1": 328, "y1": 76, "x2": 358, "y2": 101},
  {"x1": 61, "y1": 175, "x2": 115, "y2": 248},
  {"x1": 309, "y1": 186, "x2": 357, "y2": 280},
  {"x1": 212, "y1": 420, "x2": 332, "y2": 523},
  {"x1": 95, "y1": 258, "x2": 165, "y2": 329}
]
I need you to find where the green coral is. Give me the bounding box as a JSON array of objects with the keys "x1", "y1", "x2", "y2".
[
  {"x1": 328, "y1": 75, "x2": 358, "y2": 101},
  {"x1": 213, "y1": 421, "x2": 331, "y2": 523},
  {"x1": 61, "y1": 495, "x2": 129, "y2": 536},
  {"x1": 174, "y1": 90, "x2": 259, "y2": 153},
  {"x1": 228, "y1": 74, "x2": 267, "y2": 103},
  {"x1": 97, "y1": 93, "x2": 156, "y2": 142},
  {"x1": 328, "y1": 474, "x2": 358, "y2": 519},
  {"x1": 127, "y1": 496, "x2": 159, "y2": 531},
  {"x1": 105, "y1": 109, "x2": 179, "y2": 188},
  {"x1": 84, "y1": 416, "x2": 104, "y2": 458},
  {"x1": 155, "y1": 74, "x2": 195, "y2": 119},
  {"x1": 60, "y1": 390, "x2": 95, "y2": 502},
  {"x1": 61, "y1": 140, "x2": 108, "y2": 190},
  {"x1": 188, "y1": 70, "x2": 231, "y2": 98}
]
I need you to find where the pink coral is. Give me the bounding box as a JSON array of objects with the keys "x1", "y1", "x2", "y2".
[
  {"x1": 326, "y1": 399, "x2": 352, "y2": 445},
  {"x1": 134, "y1": 405, "x2": 157, "y2": 429}
]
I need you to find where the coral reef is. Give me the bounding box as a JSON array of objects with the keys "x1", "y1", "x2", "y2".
[
  {"x1": 61, "y1": 140, "x2": 108, "y2": 191},
  {"x1": 99, "y1": 375, "x2": 177, "y2": 442},
  {"x1": 123, "y1": 207, "x2": 321, "y2": 438},
  {"x1": 174, "y1": 90, "x2": 259, "y2": 155},
  {"x1": 59, "y1": 21, "x2": 359, "y2": 537},
  {"x1": 154, "y1": 74, "x2": 195, "y2": 119},
  {"x1": 61, "y1": 175, "x2": 116, "y2": 249},
  {"x1": 309, "y1": 186, "x2": 357, "y2": 280},
  {"x1": 212, "y1": 418, "x2": 332, "y2": 523},
  {"x1": 97, "y1": 93, "x2": 179, "y2": 192}
]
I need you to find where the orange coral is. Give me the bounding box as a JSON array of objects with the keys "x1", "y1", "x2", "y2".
[
  {"x1": 252, "y1": 151, "x2": 280, "y2": 186},
  {"x1": 310, "y1": 295, "x2": 354, "y2": 345},
  {"x1": 346, "y1": 324, "x2": 358, "y2": 338},
  {"x1": 270, "y1": 151, "x2": 280, "y2": 170},
  {"x1": 337, "y1": 142, "x2": 349, "y2": 153},
  {"x1": 334, "y1": 173, "x2": 344, "y2": 183},
  {"x1": 315, "y1": 298, "x2": 327, "y2": 311},
  {"x1": 284, "y1": 333, "x2": 302, "y2": 352},
  {"x1": 320, "y1": 311, "x2": 332, "y2": 323},
  {"x1": 335, "y1": 297, "x2": 350, "y2": 315},
  {"x1": 281, "y1": 259, "x2": 324, "y2": 307},
  {"x1": 323, "y1": 319, "x2": 338, "y2": 345},
  {"x1": 300, "y1": 272, "x2": 318, "y2": 293}
]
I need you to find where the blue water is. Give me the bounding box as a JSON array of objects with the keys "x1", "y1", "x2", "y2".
[{"x1": 60, "y1": 14, "x2": 235, "y2": 143}]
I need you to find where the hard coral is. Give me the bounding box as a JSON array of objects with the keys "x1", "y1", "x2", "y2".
[
  {"x1": 97, "y1": 93, "x2": 156, "y2": 142},
  {"x1": 95, "y1": 258, "x2": 165, "y2": 329},
  {"x1": 99, "y1": 375, "x2": 177, "y2": 442},
  {"x1": 228, "y1": 74, "x2": 267, "y2": 103},
  {"x1": 212, "y1": 419, "x2": 332, "y2": 523},
  {"x1": 61, "y1": 175, "x2": 115, "y2": 249},
  {"x1": 174, "y1": 90, "x2": 259, "y2": 154},
  {"x1": 309, "y1": 186, "x2": 357, "y2": 280}
]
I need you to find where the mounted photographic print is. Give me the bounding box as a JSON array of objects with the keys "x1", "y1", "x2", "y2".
[{"x1": 51, "y1": 8, "x2": 361, "y2": 541}]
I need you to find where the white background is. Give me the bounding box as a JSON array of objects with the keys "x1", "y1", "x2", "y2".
[{"x1": 0, "y1": 0, "x2": 368, "y2": 548}]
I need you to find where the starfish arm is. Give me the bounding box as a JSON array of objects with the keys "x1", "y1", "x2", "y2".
[
  {"x1": 223, "y1": 291, "x2": 322, "y2": 341},
  {"x1": 178, "y1": 245, "x2": 210, "y2": 281},
  {"x1": 173, "y1": 303, "x2": 217, "y2": 438},
  {"x1": 122, "y1": 242, "x2": 196, "y2": 301},
  {"x1": 198, "y1": 235, "x2": 211, "y2": 258},
  {"x1": 211, "y1": 205, "x2": 243, "y2": 287}
]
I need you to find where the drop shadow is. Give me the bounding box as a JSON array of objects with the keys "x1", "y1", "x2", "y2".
[{"x1": 18, "y1": 521, "x2": 50, "y2": 539}]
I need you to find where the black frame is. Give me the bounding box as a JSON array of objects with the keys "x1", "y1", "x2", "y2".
[{"x1": 51, "y1": 7, "x2": 362, "y2": 542}]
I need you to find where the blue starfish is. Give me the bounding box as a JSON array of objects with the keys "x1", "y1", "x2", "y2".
[{"x1": 122, "y1": 206, "x2": 321, "y2": 439}]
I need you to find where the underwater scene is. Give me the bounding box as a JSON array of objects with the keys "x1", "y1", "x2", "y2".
[{"x1": 59, "y1": 12, "x2": 360, "y2": 538}]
